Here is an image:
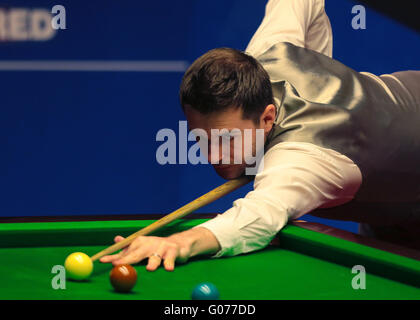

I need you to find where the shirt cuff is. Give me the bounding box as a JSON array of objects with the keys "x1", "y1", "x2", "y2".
[
  {"x1": 192, "y1": 211, "x2": 257, "y2": 258},
  {"x1": 192, "y1": 199, "x2": 287, "y2": 258}
]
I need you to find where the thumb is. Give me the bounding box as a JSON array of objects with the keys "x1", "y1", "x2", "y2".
[
  {"x1": 114, "y1": 235, "x2": 125, "y2": 243},
  {"x1": 114, "y1": 235, "x2": 130, "y2": 254}
]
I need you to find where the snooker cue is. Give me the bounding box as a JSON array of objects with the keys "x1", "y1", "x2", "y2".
[{"x1": 90, "y1": 175, "x2": 252, "y2": 262}]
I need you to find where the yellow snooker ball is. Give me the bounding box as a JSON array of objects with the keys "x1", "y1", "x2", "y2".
[{"x1": 64, "y1": 252, "x2": 93, "y2": 281}]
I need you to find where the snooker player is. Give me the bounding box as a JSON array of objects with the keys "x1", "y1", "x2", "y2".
[{"x1": 100, "y1": 0, "x2": 420, "y2": 271}]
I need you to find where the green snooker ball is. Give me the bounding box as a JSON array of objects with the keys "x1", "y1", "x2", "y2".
[
  {"x1": 64, "y1": 252, "x2": 93, "y2": 281},
  {"x1": 191, "y1": 282, "x2": 220, "y2": 300}
]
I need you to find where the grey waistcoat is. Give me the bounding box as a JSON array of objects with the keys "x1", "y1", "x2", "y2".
[{"x1": 258, "y1": 42, "x2": 420, "y2": 212}]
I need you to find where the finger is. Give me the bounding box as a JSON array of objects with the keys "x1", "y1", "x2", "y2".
[
  {"x1": 146, "y1": 242, "x2": 166, "y2": 272},
  {"x1": 121, "y1": 236, "x2": 149, "y2": 255},
  {"x1": 113, "y1": 235, "x2": 131, "y2": 254},
  {"x1": 163, "y1": 247, "x2": 177, "y2": 272},
  {"x1": 99, "y1": 251, "x2": 124, "y2": 263},
  {"x1": 100, "y1": 236, "x2": 129, "y2": 263},
  {"x1": 114, "y1": 235, "x2": 125, "y2": 243},
  {"x1": 112, "y1": 247, "x2": 149, "y2": 266},
  {"x1": 146, "y1": 255, "x2": 163, "y2": 272},
  {"x1": 109, "y1": 236, "x2": 151, "y2": 265}
]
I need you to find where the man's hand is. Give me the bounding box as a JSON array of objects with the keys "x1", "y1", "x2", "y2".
[{"x1": 99, "y1": 227, "x2": 220, "y2": 271}]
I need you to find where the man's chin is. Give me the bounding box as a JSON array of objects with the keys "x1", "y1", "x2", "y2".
[{"x1": 214, "y1": 167, "x2": 244, "y2": 180}]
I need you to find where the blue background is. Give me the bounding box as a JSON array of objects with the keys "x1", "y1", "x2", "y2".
[{"x1": 1, "y1": 0, "x2": 419, "y2": 233}]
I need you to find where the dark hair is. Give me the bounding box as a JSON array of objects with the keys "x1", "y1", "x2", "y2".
[{"x1": 179, "y1": 48, "x2": 274, "y2": 124}]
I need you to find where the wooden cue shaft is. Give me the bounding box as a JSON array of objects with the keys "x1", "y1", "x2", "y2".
[{"x1": 90, "y1": 175, "x2": 252, "y2": 262}]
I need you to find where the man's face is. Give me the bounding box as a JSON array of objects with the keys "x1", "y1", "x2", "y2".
[{"x1": 184, "y1": 105, "x2": 275, "y2": 180}]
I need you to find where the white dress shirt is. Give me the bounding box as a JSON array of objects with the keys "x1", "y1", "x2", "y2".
[
  {"x1": 194, "y1": 0, "x2": 363, "y2": 257},
  {"x1": 246, "y1": 0, "x2": 333, "y2": 58},
  {"x1": 196, "y1": 143, "x2": 362, "y2": 257}
]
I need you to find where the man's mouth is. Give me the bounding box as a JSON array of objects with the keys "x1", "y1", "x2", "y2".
[{"x1": 214, "y1": 165, "x2": 233, "y2": 170}]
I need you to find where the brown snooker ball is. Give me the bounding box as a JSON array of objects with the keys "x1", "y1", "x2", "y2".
[{"x1": 110, "y1": 264, "x2": 138, "y2": 293}]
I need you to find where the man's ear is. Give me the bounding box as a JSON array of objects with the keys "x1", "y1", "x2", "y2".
[{"x1": 260, "y1": 104, "x2": 276, "y2": 132}]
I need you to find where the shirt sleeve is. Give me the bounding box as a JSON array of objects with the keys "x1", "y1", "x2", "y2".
[
  {"x1": 194, "y1": 142, "x2": 362, "y2": 257},
  {"x1": 245, "y1": 0, "x2": 333, "y2": 58}
]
